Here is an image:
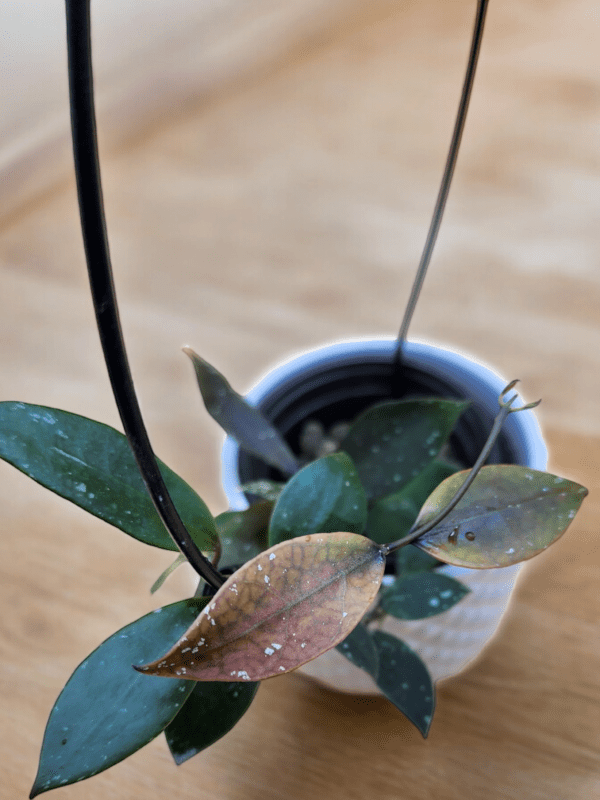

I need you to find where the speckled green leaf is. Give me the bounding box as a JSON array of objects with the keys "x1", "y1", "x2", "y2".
[
  {"x1": 371, "y1": 630, "x2": 435, "y2": 738},
  {"x1": 414, "y1": 465, "x2": 588, "y2": 568},
  {"x1": 268, "y1": 453, "x2": 367, "y2": 547},
  {"x1": 165, "y1": 680, "x2": 259, "y2": 764},
  {"x1": 0, "y1": 402, "x2": 217, "y2": 552},
  {"x1": 240, "y1": 480, "x2": 285, "y2": 503},
  {"x1": 366, "y1": 459, "x2": 459, "y2": 544},
  {"x1": 216, "y1": 501, "x2": 272, "y2": 569},
  {"x1": 30, "y1": 599, "x2": 208, "y2": 798},
  {"x1": 336, "y1": 623, "x2": 379, "y2": 679},
  {"x1": 380, "y1": 572, "x2": 469, "y2": 619},
  {"x1": 341, "y1": 399, "x2": 469, "y2": 500},
  {"x1": 184, "y1": 348, "x2": 299, "y2": 475}
]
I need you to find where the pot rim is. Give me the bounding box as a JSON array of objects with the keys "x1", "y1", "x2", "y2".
[{"x1": 222, "y1": 337, "x2": 548, "y2": 510}]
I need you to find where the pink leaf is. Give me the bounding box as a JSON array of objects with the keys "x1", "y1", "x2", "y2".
[{"x1": 136, "y1": 532, "x2": 385, "y2": 682}]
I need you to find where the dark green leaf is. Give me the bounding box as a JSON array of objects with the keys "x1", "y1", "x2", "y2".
[
  {"x1": 216, "y1": 501, "x2": 272, "y2": 569},
  {"x1": 365, "y1": 489, "x2": 418, "y2": 545},
  {"x1": 184, "y1": 348, "x2": 299, "y2": 475},
  {"x1": 371, "y1": 630, "x2": 435, "y2": 738},
  {"x1": 268, "y1": 453, "x2": 368, "y2": 546},
  {"x1": 366, "y1": 459, "x2": 460, "y2": 544},
  {"x1": 240, "y1": 480, "x2": 286, "y2": 503},
  {"x1": 0, "y1": 402, "x2": 217, "y2": 552},
  {"x1": 341, "y1": 398, "x2": 469, "y2": 500},
  {"x1": 414, "y1": 465, "x2": 589, "y2": 568},
  {"x1": 395, "y1": 545, "x2": 441, "y2": 575},
  {"x1": 336, "y1": 623, "x2": 379, "y2": 679},
  {"x1": 165, "y1": 680, "x2": 259, "y2": 764},
  {"x1": 30, "y1": 599, "x2": 208, "y2": 797},
  {"x1": 380, "y1": 573, "x2": 469, "y2": 619}
]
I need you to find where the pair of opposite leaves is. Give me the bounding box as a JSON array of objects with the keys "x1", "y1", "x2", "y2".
[{"x1": 137, "y1": 466, "x2": 587, "y2": 683}]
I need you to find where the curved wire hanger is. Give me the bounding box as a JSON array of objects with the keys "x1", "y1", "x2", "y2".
[
  {"x1": 65, "y1": 0, "x2": 225, "y2": 590},
  {"x1": 395, "y1": 0, "x2": 490, "y2": 364}
]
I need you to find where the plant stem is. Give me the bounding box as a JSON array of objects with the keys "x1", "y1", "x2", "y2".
[
  {"x1": 395, "y1": 0, "x2": 490, "y2": 363},
  {"x1": 382, "y1": 381, "x2": 536, "y2": 555},
  {"x1": 65, "y1": 0, "x2": 225, "y2": 590}
]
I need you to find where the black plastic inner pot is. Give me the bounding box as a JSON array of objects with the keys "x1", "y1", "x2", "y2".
[{"x1": 236, "y1": 352, "x2": 516, "y2": 488}]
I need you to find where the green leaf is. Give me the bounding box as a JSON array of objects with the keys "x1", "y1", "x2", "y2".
[
  {"x1": 366, "y1": 459, "x2": 460, "y2": 545},
  {"x1": 0, "y1": 402, "x2": 217, "y2": 552},
  {"x1": 216, "y1": 501, "x2": 272, "y2": 569},
  {"x1": 30, "y1": 598, "x2": 208, "y2": 797},
  {"x1": 150, "y1": 554, "x2": 187, "y2": 594},
  {"x1": 165, "y1": 680, "x2": 259, "y2": 764},
  {"x1": 380, "y1": 573, "x2": 470, "y2": 619},
  {"x1": 340, "y1": 398, "x2": 469, "y2": 500},
  {"x1": 184, "y1": 348, "x2": 299, "y2": 475},
  {"x1": 371, "y1": 630, "x2": 435, "y2": 738},
  {"x1": 268, "y1": 453, "x2": 368, "y2": 547},
  {"x1": 240, "y1": 480, "x2": 286, "y2": 503},
  {"x1": 136, "y1": 532, "x2": 385, "y2": 682},
  {"x1": 414, "y1": 465, "x2": 589, "y2": 568},
  {"x1": 336, "y1": 623, "x2": 379, "y2": 679},
  {"x1": 395, "y1": 545, "x2": 441, "y2": 575}
]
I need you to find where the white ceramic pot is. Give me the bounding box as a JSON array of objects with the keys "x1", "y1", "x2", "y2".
[{"x1": 221, "y1": 338, "x2": 547, "y2": 693}]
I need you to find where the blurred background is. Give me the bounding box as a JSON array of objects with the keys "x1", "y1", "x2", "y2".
[{"x1": 1, "y1": 1, "x2": 599, "y2": 798}]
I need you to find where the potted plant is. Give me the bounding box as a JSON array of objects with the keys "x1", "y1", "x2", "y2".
[{"x1": 0, "y1": 1, "x2": 587, "y2": 797}]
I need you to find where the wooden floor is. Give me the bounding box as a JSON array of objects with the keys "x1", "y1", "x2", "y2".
[{"x1": 1, "y1": 1, "x2": 599, "y2": 798}]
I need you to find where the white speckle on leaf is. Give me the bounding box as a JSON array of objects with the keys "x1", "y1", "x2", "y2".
[
  {"x1": 74, "y1": 482, "x2": 86, "y2": 493},
  {"x1": 429, "y1": 597, "x2": 440, "y2": 607},
  {"x1": 237, "y1": 670, "x2": 251, "y2": 680},
  {"x1": 269, "y1": 553, "x2": 276, "y2": 560},
  {"x1": 264, "y1": 575, "x2": 270, "y2": 584},
  {"x1": 301, "y1": 642, "x2": 307, "y2": 648},
  {"x1": 264, "y1": 647, "x2": 274, "y2": 656},
  {"x1": 342, "y1": 612, "x2": 348, "y2": 618},
  {"x1": 279, "y1": 666, "x2": 285, "y2": 672},
  {"x1": 257, "y1": 564, "x2": 262, "y2": 571},
  {"x1": 271, "y1": 643, "x2": 282, "y2": 650}
]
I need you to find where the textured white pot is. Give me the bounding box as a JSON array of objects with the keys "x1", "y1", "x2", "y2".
[{"x1": 221, "y1": 338, "x2": 547, "y2": 693}]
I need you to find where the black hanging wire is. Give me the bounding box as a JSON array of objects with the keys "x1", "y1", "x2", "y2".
[
  {"x1": 65, "y1": 0, "x2": 225, "y2": 590},
  {"x1": 394, "y1": 0, "x2": 490, "y2": 380}
]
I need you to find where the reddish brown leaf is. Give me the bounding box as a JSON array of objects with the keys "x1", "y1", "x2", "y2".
[{"x1": 136, "y1": 532, "x2": 385, "y2": 682}]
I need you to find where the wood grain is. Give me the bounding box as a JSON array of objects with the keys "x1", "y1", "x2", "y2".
[{"x1": 1, "y1": 1, "x2": 598, "y2": 798}]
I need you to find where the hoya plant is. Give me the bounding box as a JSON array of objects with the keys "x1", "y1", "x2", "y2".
[
  {"x1": 1, "y1": 0, "x2": 587, "y2": 797},
  {"x1": 2, "y1": 355, "x2": 587, "y2": 798}
]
